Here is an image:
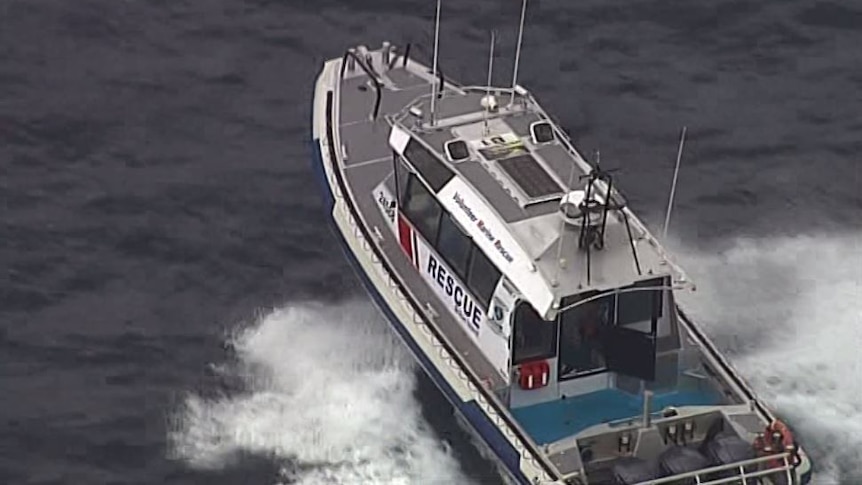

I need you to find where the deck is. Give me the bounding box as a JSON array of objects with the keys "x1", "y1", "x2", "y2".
[{"x1": 510, "y1": 387, "x2": 723, "y2": 445}]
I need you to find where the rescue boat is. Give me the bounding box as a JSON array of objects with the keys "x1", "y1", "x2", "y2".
[{"x1": 309, "y1": 4, "x2": 814, "y2": 483}]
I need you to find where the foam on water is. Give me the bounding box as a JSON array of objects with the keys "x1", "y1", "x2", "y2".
[
  {"x1": 169, "y1": 301, "x2": 472, "y2": 485},
  {"x1": 669, "y1": 233, "x2": 862, "y2": 484}
]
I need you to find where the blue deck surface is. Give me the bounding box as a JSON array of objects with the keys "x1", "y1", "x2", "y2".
[{"x1": 510, "y1": 388, "x2": 722, "y2": 444}]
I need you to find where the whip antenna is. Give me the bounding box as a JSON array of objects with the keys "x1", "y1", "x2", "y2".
[
  {"x1": 662, "y1": 126, "x2": 687, "y2": 239},
  {"x1": 429, "y1": 0, "x2": 442, "y2": 125},
  {"x1": 509, "y1": 0, "x2": 528, "y2": 105}
]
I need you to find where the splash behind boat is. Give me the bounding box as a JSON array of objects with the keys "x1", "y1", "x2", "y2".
[{"x1": 309, "y1": 5, "x2": 813, "y2": 483}]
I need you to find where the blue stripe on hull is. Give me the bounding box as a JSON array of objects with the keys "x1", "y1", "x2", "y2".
[
  {"x1": 309, "y1": 140, "x2": 334, "y2": 209},
  {"x1": 309, "y1": 137, "x2": 529, "y2": 485}
]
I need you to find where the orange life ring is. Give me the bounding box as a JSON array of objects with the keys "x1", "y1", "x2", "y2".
[
  {"x1": 752, "y1": 433, "x2": 770, "y2": 455},
  {"x1": 765, "y1": 419, "x2": 801, "y2": 467}
]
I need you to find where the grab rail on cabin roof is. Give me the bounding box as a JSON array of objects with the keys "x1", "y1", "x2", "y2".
[
  {"x1": 389, "y1": 84, "x2": 519, "y2": 126},
  {"x1": 676, "y1": 308, "x2": 776, "y2": 425},
  {"x1": 339, "y1": 49, "x2": 382, "y2": 121}
]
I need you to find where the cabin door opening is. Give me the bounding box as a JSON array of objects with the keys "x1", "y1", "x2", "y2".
[
  {"x1": 558, "y1": 295, "x2": 611, "y2": 379},
  {"x1": 558, "y1": 285, "x2": 660, "y2": 382},
  {"x1": 511, "y1": 301, "x2": 557, "y2": 365},
  {"x1": 604, "y1": 281, "x2": 662, "y2": 382}
]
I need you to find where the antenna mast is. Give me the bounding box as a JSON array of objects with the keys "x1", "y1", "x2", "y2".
[
  {"x1": 552, "y1": 164, "x2": 577, "y2": 287},
  {"x1": 429, "y1": 0, "x2": 442, "y2": 126},
  {"x1": 483, "y1": 30, "x2": 496, "y2": 136},
  {"x1": 662, "y1": 126, "x2": 687, "y2": 239},
  {"x1": 509, "y1": 0, "x2": 528, "y2": 105}
]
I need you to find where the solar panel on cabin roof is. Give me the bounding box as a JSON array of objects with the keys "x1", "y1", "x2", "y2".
[{"x1": 497, "y1": 154, "x2": 562, "y2": 199}]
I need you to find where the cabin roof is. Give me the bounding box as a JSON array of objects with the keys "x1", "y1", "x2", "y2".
[{"x1": 369, "y1": 56, "x2": 690, "y2": 319}]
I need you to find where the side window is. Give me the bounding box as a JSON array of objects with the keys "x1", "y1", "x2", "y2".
[
  {"x1": 402, "y1": 173, "x2": 442, "y2": 243},
  {"x1": 467, "y1": 247, "x2": 501, "y2": 309},
  {"x1": 435, "y1": 214, "x2": 472, "y2": 279},
  {"x1": 394, "y1": 155, "x2": 410, "y2": 204},
  {"x1": 512, "y1": 301, "x2": 557, "y2": 364}
]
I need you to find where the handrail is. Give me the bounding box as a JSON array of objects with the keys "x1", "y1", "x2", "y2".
[
  {"x1": 388, "y1": 86, "x2": 521, "y2": 132},
  {"x1": 339, "y1": 49, "x2": 382, "y2": 121},
  {"x1": 676, "y1": 308, "x2": 772, "y2": 421},
  {"x1": 557, "y1": 284, "x2": 680, "y2": 315},
  {"x1": 401, "y1": 42, "x2": 410, "y2": 67},
  {"x1": 390, "y1": 84, "x2": 515, "y2": 121},
  {"x1": 636, "y1": 452, "x2": 794, "y2": 485},
  {"x1": 402, "y1": 42, "x2": 445, "y2": 98}
]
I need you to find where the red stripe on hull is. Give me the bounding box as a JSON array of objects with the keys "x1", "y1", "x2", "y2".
[
  {"x1": 397, "y1": 213, "x2": 414, "y2": 264},
  {"x1": 411, "y1": 229, "x2": 418, "y2": 268}
]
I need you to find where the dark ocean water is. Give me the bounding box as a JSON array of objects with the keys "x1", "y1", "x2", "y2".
[{"x1": 1, "y1": 0, "x2": 860, "y2": 484}]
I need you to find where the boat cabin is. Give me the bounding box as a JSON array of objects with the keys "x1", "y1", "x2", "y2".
[{"x1": 370, "y1": 84, "x2": 729, "y2": 449}]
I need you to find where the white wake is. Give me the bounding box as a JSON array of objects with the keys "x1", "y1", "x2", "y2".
[
  {"x1": 669, "y1": 233, "x2": 862, "y2": 484},
  {"x1": 169, "y1": 301, "x2": 472, "y2": 485}
]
